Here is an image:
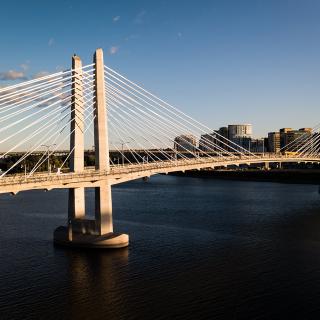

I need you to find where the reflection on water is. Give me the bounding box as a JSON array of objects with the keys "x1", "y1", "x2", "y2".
[
  {"x1": 64, "y1": 248, "x2": 129, "y2": 319},
  {"x1": 1, "y1": 175, "x2": 320, "y2": 319}
]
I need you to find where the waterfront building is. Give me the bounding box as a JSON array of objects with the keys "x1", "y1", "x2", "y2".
[
  {"x1": 264, "y1": 137, "x2": 269, "y2": 152},
  {"x1": 280, "y1": 128, "x2": 312, "y2": 151},
  {"x1": 174, "y1": 134, "x2": 197, "y2": 152},
  {"x1": 216, "y1": 126, "x2": 229, "y2": 152},
  {"x1": 217, "y1": 126, "x2": 228, "y2": 139},
  {"x1": 268, "y1": 132, "x2": 281, "y2": 153},
  {"x1": 286, "y1": 128, "x2": 312, "y2": 150},
  {"x1": 279, "y1": 128, "x2": 292, "y2": 149},
  {"x1": 199, "y1": 127, "x2": 229, "y2": 152},
  {"x1": 228, "y1": 124, "x2": 252, "y2": 151},
  {"x1": 228, "y1": 124, "x2": 252, "y2": 139},
  {"x1": 250, "y1": 138, "x2": 266, "y2": 153},
  {"x1": 199, "y1": 133, "x2": 215, "y2": 152}
]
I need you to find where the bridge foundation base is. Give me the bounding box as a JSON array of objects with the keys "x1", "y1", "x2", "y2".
[{"x1": 53, "y1": 226, "x2": 129, "y2": 249}]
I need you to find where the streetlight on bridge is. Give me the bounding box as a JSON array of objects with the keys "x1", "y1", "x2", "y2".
[
  {"x1": 41, "y1": 144, "x2": 56, "y2": 174},
  {"x1": 120, "y1": 140, "x2": 131, "y2": 166},
  {"x1": 112, "y1": 140, "x2": 131, "y2": 166}
]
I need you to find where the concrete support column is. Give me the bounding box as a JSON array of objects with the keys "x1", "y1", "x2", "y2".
[
  {"x1": 68, "y1": 55, "x2": 85, "y2": 220},
  {"x1": 93, "y1": 48, "x2": 113, "y2": 235},
  {"x1": 264, "y1": 162, "x2": 270, "y2": 170},
  {"x1": 93, "y1": 48, "x2": 109, "y2": 172},
  {"x1": 95, "y1": 181, "x2": 113, "y2": 234},
  {"x1": 68, "y1": 188, "x2": 85, "y2": 219}
]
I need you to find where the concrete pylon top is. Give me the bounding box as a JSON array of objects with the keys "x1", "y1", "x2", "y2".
[
  {"x1": 94, "y1": 49, "x2": 104, "y2": 68},
  {"x1": 72, "y1": 55, "x2": 82, "y2": 62}
]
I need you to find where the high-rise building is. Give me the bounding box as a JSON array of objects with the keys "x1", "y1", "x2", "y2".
[
  {"x1": 216, "y1": 126, "x2": 229, "y2": 151},
  {"x1": 217, "y1": 126, "x2": 228, "y2": 139},
  {"x1": 250, "y1": 138, "x2": 266, "y2": 153},
  {"x1": 280, "y1": 128, "x2": 312, "y2": 151},
  {"x1": 199, "y1": 127, "x2": 229, "y2": 152},
  {"x1": 228, "y1": 124, "x2": 252, "y2": 138},
  {"x1": 228, "y1": 124, "x2": 252, "y2": 151},
  {"x1": 286, "y1": 128, "x2": 312, "y2": 149},
  {"x1": 268, "y1": 132, "x2": 280, "y2": 153},
  {"x1": 174, "y1": 134, "x2": 197, "y2": 152},
  {"x1": 279, "y1": 128, "x2": 292, "y2": 149},
  {"x1": 264, "y1": 137, "x2": 269, "y2": 152},
  {"x1": 199, "y1": 133, "x2": 215, "y2": 152}
]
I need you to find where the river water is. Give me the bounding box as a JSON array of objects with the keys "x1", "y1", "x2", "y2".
[{"x1": 1, "y1": 175, "x2": 320, "y2": 319}]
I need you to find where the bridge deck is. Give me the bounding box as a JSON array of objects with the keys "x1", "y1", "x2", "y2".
[{"x1": 0, "y1": 156, "x2": 319, "y2": 194}]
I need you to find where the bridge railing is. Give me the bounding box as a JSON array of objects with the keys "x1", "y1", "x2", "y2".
[{"x1": 1, "y1": 154, "x2": 320, "y2": 190}]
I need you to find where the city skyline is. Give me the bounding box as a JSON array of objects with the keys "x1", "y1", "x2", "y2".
[{"x1": 1, "y1": 0, "x2": 320, "y2": 136}]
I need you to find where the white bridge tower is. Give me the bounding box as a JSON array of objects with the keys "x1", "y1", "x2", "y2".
[{"x1": 54, "y1": 49, "x2": 129, "y2": 249}]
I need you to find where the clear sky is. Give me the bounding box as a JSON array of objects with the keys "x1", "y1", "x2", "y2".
[{"x1": 1, "y1": 0, "x2": 320, "y2": 137}]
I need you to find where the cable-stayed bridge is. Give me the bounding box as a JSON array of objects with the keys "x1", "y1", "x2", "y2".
[{"x1": 0, "y1": 49, "x2": 319, "y2": 248}]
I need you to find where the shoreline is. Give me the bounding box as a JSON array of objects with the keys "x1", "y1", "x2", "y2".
[{"x1": 169, "y1": 169, "x2": 320, "y2": 185}]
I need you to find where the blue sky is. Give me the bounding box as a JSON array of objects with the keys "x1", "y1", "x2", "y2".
[{"x1": 1, "y1": 0, "x2": 320, "y2": 137}]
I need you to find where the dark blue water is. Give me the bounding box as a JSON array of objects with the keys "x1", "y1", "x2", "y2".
[{"x1": 1, "y1": 175, "x2": 320, "y2": 319}]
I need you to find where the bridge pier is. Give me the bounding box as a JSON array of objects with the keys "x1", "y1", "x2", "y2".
[
  {"x1": 95, "y1": 181, "x2": 113, "y2": 235},
  {"x1": 68, "y1": 188, "x2": 85, "y2": 219},
  {"x1": 54, "y1": 49, "x2": 129, "y2": 249}
]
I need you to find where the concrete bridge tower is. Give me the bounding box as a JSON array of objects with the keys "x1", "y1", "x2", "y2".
[{"x1": 54, "y1": 49, "x2": 129, "y2": 249}]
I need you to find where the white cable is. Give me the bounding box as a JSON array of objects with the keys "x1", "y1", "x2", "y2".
[
  {"x1": 107, "y1": 86, "x2": 217, "y2": 159},
  {"x1": 0, "y1": 68, "x2": 93, "y2": 105},
  {"x1": 0, "y1": 104, "x2": 74, "y2": 177},
  {"x1": 105, "y1": 65, "x2": 257, "y2": 158},
  {"x1": 0, "y1": 71, "x2": 94, "y2": 117},
  {"x1": 58, "y1": 104, "x2": 96, "y2": 170},
  {"x1": 106, "y1": 77, "x2": 244, "y2": 158},
  {"x1": 0, "y1": 63, "x2": 94, "y2": 94},
  {"x1": 0, "y1": 88, "x2": 95, "y2": 157},
  {"x1": 0, "y1": 74, "x2": 73, "y2": 107},
  {"x1": 279, "y1": 124, "x2": 320, "y2": 152},
  {"x1": 108, "y1": 121, "x2": 142, "y2": 166},
  {"x1": 0, "y1": 80, "x2": 77, "y2": 123},
  {"x1": 107, "y1": 94, "x2": 191, "y2": 160},
  {"x1": 0, "y1": 81, "x2": 95, "y2": 135},
  {"x1": 298, "y1": 133, "x2": 320, "y2": 157},
  {"x1": 108, "y1": 111, "x2": 160, "y2": 164},
  {"x1": 108, "y1": 109, "x2": 171, "y2": 162},
  {"x1": 108, "y1": 100, "x2": 186, "y2": 161},
  {"x1": 29, "y1": 100, "x2": 96, "y2": 175}
]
